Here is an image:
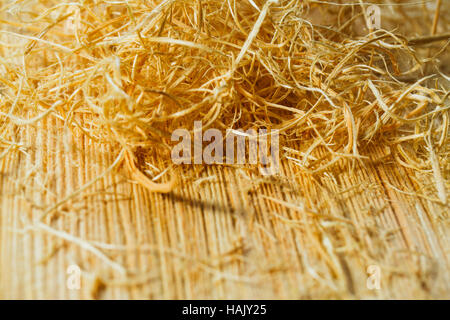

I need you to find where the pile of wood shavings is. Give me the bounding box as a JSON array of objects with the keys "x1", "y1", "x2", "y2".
[{"x1": 0, "y1": 0, "x2": 448, "y2": 203}]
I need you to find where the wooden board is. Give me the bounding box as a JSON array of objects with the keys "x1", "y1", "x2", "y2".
[{"x1": 0, "y1": 116, "x2": 448, "y2": 299}]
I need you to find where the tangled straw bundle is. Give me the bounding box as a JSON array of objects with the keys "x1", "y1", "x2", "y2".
[{"x1": 0, "y1": 0, "x2": 448, "y2": 201}]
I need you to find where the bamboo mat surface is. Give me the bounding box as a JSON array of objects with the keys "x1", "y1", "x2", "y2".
[{"x1": 0, "y1": 116, "x2": 448, "y2": 299}]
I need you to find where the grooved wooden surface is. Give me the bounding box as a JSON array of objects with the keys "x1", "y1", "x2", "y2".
[{"x1": 0, "y1": 116, "x2": 448, "y2": 299}]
